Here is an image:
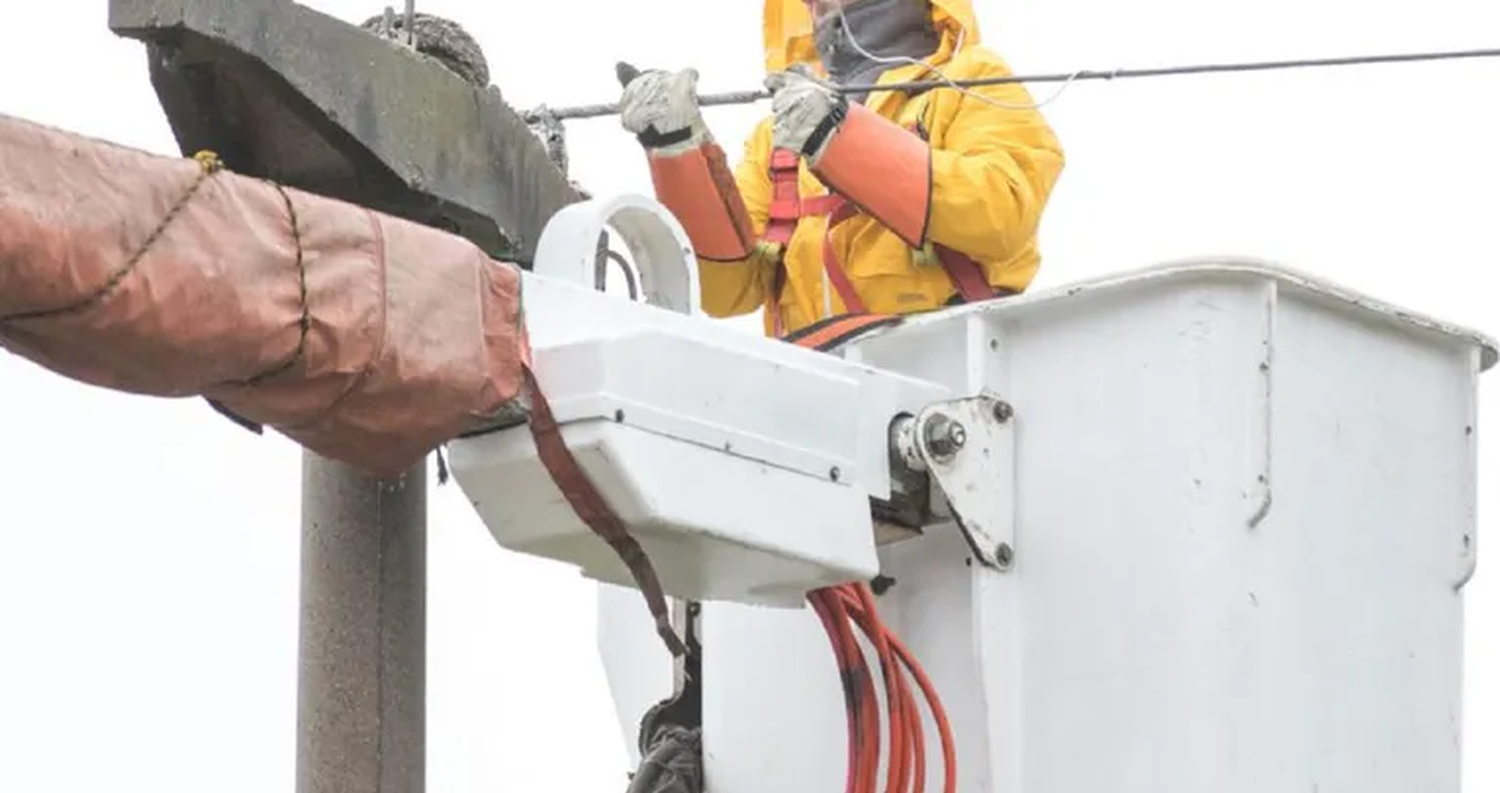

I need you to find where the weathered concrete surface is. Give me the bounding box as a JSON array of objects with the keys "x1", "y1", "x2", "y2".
[
  {"x1": 358, "y1": 11, "x2": 491, "y2": 88},
  {"x1": 109, "y1": 0, "x2": 582, "y2": 261},
  {"x1": 298, "y1": 454, "x2": 425, "y2": 793}
]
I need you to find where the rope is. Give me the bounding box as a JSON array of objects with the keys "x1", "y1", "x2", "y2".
[
  {"x1": 0, "y1": 150, "x2": 225, "y2": 325},
  {"x1": 521, "y1": 45, "x2": 1500, "y2": 122},
  {"x1": 246, "y1": 182, "x2": 311, "y2": 386}
]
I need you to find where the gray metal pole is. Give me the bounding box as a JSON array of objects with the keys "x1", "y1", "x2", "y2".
[{"x1": 296, "y1": 452, "x2": 426, "y2": 793}]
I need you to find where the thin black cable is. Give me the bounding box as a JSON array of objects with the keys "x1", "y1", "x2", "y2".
[{"x1": 521, "y1": 46, "x2": 1500, "y2": 122}]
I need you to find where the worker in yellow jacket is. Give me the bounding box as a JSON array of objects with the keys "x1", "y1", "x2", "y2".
[{"x1": 618, "y1": 0, "x2": 1065, "y2": 337}]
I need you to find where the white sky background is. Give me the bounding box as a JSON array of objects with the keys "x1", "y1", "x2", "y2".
[{"x1": 1, "y1": 0, "x2": 1497, "y2": 790}]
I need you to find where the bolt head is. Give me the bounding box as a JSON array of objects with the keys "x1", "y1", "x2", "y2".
[
  {"x1": 922, "y1": 413, "x2": 967, "y2": 459},
  {"x1": 994, "y1": 542, "x2": 1015, "y2": 568},
  {"x1": 992, "y1": 401, "x2": 1013, "y2": 423}
]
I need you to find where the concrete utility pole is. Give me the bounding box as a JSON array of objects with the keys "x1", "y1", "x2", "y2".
[
  {"x1": 298, "y1": 455, "x2": 426, "y2": 793},
  {"x1": 107, "y1": 2, "x2": 582, "y2": 791}
]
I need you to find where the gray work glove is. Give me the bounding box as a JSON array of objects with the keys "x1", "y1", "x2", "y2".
[
  {"x1": 618, "y1": 62, "x2": 710, "y2": 156},
  {"x1": 764, "y1": 64, "x2": 847, "y2": 160}
]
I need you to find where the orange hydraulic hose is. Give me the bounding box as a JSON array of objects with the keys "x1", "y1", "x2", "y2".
[
  {"x1": 887, "y1": 625, "x2": 956, "y2": 793},
  {"x1": 836, "y1": 595, "x2": 880, "y2": 793},
  {"x1": 846, "y1": 581, "x2": 912, "y2": 791},
  {"x1": 812, "y1": 586, "x2": 872, "y2": 793},
  {"x1": 809, "y1": 590, "x2": 859, "y2": 793},
  {"x1": 811, "y1": 581, "x2": 956, "y2": 793},
  {"x1": 848, "y1": 583, "x2": 912, "y2": 793}
]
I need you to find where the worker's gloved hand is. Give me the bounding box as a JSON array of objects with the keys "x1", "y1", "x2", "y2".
[
  {"x1": 764, "y1": 64, "x2": 848, "y2": 162},
  {"x1": 619, "y1": 66, "x2": 710, "y2": 156}
]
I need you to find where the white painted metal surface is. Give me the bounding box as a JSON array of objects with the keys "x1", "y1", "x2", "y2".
[
  {"x1": 531, "y1": 192, "x2": 702, "y2": 315},
  {"x1": 900, "y1": 392, "x2": 1019, "y2": 570},
  {"x1": 448, "y1": 195, "x2": 947, "y2": 607},
  {"x1": 452, "y1": 321, "x2": 882, "y2": 605},
  {"x1": 595, "y1": 256, "x2": 1494, "y2": 792},
  {"x1": 466, "y1": 196, "x2": 1496, "y2": 790}
]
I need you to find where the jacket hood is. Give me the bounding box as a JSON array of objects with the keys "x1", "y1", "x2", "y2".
[{"x1": 762, "y1": 0, "x2": 979, "y2": 75}]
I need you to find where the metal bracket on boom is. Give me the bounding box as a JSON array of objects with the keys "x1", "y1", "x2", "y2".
[{"x1": 893, "y1": 393, "x2": 1018, "y2": 570}]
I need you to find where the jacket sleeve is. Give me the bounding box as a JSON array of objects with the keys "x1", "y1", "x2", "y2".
[
  {"x1": 923, "y1": 54, "x2": 1066, "y2": 263},
  {"x1": 692, "y1": 119, "x2": 776, "y2": 318}
]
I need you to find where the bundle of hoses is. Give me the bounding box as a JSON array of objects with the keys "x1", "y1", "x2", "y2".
[
  {"x1": 808, "y1": 582, "x2": 956, "y2": 793},
  {"x1": 779, "y1": 315, "x2": 955, "y2": 792}
]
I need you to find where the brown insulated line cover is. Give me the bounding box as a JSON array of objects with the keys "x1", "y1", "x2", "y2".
[{"x1": 0, "y1": 112, "x2": 530, "y2": 478}]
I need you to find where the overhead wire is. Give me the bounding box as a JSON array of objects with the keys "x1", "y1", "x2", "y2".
[
  {"x1": 520, "y1": 45, "x2": 1500, "y2": 123},
  {"x1": 828, "y1": 0, "x2": 1076, "y2": 110}
]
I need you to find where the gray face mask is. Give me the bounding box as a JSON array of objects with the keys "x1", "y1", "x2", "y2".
[{"x1": 813, "y1": 0, "x2": 941, "y2": 102}]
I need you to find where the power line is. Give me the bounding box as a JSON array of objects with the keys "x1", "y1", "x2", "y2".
[{"x1": 520, "y1": 46, "x2": 1500, "y2": 123}]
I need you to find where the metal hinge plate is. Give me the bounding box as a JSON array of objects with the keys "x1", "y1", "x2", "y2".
[{"x1": 910, "y1": 393, "x2": 1017, "y2": 570}]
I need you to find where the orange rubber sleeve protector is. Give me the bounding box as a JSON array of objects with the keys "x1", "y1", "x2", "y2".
[
  {"x1": 809, "y1": 102, "x2": 932, "y2": 249},
  {"x1": 646, "y1": 142, "x2": 758, "y2": 262}
]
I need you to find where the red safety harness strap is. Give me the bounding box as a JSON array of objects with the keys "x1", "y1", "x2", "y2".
[
  {"x1": 934, "y1": 245, "x2": 995, "y2": 304},
  {"x1": 765, "y1": 149, "x2": 841, "y2": 245},
  {"x1": 763, "y1": 119, "x2": 1003, "y2": 338},
  {"x1": 819, "y1": 202, "x2": 867, "y2": 315}
]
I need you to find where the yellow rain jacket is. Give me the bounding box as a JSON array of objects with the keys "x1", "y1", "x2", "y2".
[{"x1": 701, "y1": 0, "x2": 1065, "y2": 336}]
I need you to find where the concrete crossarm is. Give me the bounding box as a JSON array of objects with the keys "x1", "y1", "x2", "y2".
[{"x1": 108, "y1": 0, "x2": 583, "y2": 262}]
